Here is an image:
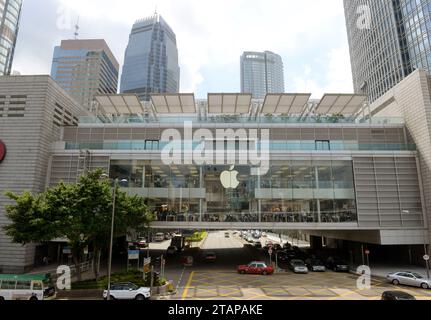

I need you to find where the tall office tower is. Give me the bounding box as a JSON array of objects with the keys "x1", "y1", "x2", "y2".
[
  {"x1": 344, "y1": 0, "x2": 431, "y2": 103},
  {"x1": 0, "y1": 0, "x2": 23, "y2": 76},
  {"x1": 51, "y1": 39, "x2": 119, "y2": 110},
  {"x1": 240, "y1": 51, "x2": 285, "y2": 100},
  {"x1": 120, "y1": 14, "x2": 180, "y2": 101}
]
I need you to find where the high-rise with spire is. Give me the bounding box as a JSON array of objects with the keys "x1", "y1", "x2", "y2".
[{"x1": 120, "y1": 13, "x2": 180, "y2": 101}]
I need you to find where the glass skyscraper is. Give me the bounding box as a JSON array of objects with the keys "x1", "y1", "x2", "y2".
[
  {"x1": 0, "y1": 0, "x2": 22, "y2": 76},
  {"x1": 120, "y1": 14, "x2": 180, "y2": 101},
  {"x1": 51, "y1": 39, "x2": 119, "y2": 111},
  {"x1": 240, "y1": 51, "x2": 285, "y2": 100},
  {"x1": 344, "y1": 0, "x2": 431, "y2": 103}
]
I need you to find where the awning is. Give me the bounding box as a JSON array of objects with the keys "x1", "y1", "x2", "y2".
[
  {"x1": 151, "y1": 94, "x2": 196, "y2": 113},
  {"x1": 95, "y1": 94, "x2": 145, "y2": 115},
  {"x1": 207, "y1": 93, "x2": 252, "y2": 114},
  {"x1": 260, "y1": 93, "x2": 311, "y2": 114},
  {"x1": 314, "y1": 94, "x2": 367, "y2": 115}
]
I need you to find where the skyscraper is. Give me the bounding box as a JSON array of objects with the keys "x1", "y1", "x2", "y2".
[
  {"x1": 240, "y1": 51, "x2": 285, "y2": 100},
  {"x1": 0, "y1": 0, "x2": 23, "y2": 75},
  {"x1": 51, "y1": 39, "x2": 119, "y2": 110},
  {"x1": 344, "y1": 0, "x2": 431, "y2": 103},
  {"x1": 120, "y1": 14, "x2": 180, "y2": 101}
]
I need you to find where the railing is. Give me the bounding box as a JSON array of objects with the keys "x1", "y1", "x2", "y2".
[
  {"x1": 65, "y1": 141, "x2": 416, "y2": 152},
  {"x1": 79, "y1": 115, "x2": 406, "y2": 125},
  {"x1": 153, "y1": 211, "x2": 358, "y2": 224}
]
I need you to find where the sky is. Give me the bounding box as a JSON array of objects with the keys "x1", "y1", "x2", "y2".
[{"x1": 13, "y1": 0, "x2": 354, "y2": 99}]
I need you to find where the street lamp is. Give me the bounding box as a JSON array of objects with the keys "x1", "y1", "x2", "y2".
[{"x1": 101, "y1": 174, "x2": 128, "y2": 301}]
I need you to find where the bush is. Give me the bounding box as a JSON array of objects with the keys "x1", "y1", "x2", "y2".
[
  {"x1": 185, "y1": 231, "x2": 208, "y2": 242},
  {"x1": 72, "y1": 269, "x2": 167, "y2": 290}
]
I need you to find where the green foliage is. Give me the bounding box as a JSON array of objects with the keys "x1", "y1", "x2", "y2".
[
  {"x1": 185, "y1": 231, "x2": 208, "y2": 242},
  {"x1": 3, "y1": 169, "x2": 154, "y2": 272}
]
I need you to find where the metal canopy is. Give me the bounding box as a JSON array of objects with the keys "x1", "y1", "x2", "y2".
[
  {"x1": 315, "y1": 94, "x2": 367, "y2": 115},
  {"x1": 151, "y1": 94, "x2": 196, "y2": 114},
  {"x1": 207, "y1": 93, "x2": 252, "y2": 114},
  {"x1": 95, "y1": 94, "x2": 145, "y2": 115},
  {"x1": 261, "y1": 93, "x2": 311, "y2": 114}
]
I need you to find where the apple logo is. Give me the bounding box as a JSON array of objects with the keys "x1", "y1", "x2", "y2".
[{"x1": 220, "y1": 165, "x2": 240, "y2": 189}]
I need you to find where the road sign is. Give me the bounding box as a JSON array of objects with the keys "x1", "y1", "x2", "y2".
[
  {"x1": 268, "y1": 248, "x2": 273, "y2": 255},
  {"x1": 365, "y1": 249, "x2": 370, "y2": 255},
  {"x1": 128, "y1": 250, "x2": 139, "y2": 260},
  {"x1": 424, "y1": 255, "x2": 430, "y2": 261}
]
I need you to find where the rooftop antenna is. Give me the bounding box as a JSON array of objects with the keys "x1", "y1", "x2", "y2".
[{"x1": 74, "y1": 16, "x2": 80, "y2": 40}]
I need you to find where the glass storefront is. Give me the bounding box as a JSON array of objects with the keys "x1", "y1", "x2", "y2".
[{"x1": 110, "y1": 159, "x2": 357, "y2": 224}]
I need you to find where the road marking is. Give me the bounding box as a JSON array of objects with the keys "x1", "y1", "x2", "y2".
[{"x1": 182, "y1": 271, "x2": 195, "y2": 300}]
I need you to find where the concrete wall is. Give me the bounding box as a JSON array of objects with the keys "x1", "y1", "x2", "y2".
[{"x1": 0, "y1": 75, "x2": 86, "y2": 273}]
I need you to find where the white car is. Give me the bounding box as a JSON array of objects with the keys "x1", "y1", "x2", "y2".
[
  {"x1": 387, "y1": 272, "x2": 431, "y2": 289},
  {"x1": 103, "y1": 282, "x2": 151, "y2": 300}
]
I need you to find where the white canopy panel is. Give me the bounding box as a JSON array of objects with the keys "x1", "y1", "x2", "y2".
[
  {"x1": 208, "y1": 93, "x2": 252, "y2": 114},
  {"x1": 315, "y1": 94, "x2": 367, "y2": 115},
  {"x1": 151, "y1": 94, "x2": 196, "y2": 114},
  {"x1": 261, "y1": 93, "x2": 311, "y2": 114},
  {"x1": 95, "y1": 94, "x2": 145, "y2": 115}
]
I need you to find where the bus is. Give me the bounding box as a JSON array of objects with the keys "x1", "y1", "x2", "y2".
[{"x1": 0, "y1": 274, "x2": 56, "y2": 300}]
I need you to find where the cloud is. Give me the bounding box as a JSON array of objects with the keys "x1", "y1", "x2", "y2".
[{"x1": 13, "y1": 0, "x2": 353, "y2": 97}]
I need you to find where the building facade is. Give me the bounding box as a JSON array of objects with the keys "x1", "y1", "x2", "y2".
[
  {"x1": 241, "y1": 51, "x2": 285, "y2": 100},
  {"x1": 51, "y1": 39, "x2": 120, "y2": 111},
  {"x1": 120, "y1": 14, "x2": 180, "y2": 101},
  {"x1": 0, "y1": 0, "x2": 22, "y2": 76},
  {"x1": 0, "y1": 76, "x2": 88, "y2": 273},
  {"x1": 344, "y1": 0, "x2": 431, "y2": 103}
]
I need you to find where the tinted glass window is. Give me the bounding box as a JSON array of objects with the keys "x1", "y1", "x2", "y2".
[{"x1": 1, "y1": 280, "x2": 16, "y2": 289}]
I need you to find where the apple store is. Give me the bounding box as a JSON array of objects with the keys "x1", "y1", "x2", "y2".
[{"x1": 109, "y1": 159, "x2": 357, "y2": 224}]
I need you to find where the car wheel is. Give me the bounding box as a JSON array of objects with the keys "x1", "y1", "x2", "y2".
[
  {"x1": 392, "y1": 279, "x2": 400, "y2": 286},
  {"x1": 421, "y1": 283, "x2": 429, "y2": 289},
  {"x1": 0, "y1": 296, "x2": 5, "y2": 301},
  {"x1": 135, "y1": 294, "x2": 145, "y2": 300},
  {"x1": 240, "y1": 270, "x2": 246, "y2": 275},
  {"x1": 262, "y1": 271, "x2": 268, "y2": 276},
  {"x1": 29, "y1": 296, "x2": 38, "y2": 301}
]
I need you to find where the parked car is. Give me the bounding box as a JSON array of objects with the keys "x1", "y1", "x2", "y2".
[
  {"x1": 387, "y1": 271, "x2": 431, "y2": 289},
  {"x1": 103, "y1": 282, "x2": 150, "y2": 300},
  {"x1": 164, "y1": 233, "x2": 172, "y2": 240},
  {"x1": 238, "y1": 261, "x2": 274, "y2": 275},
  {"x1": 326, "y1": 257, "x2": 350, "y2": 272},
  {"x1": 261, "y1": 232, "x2": 267, "y2": 237},
  {"x1": 283, "y1": 243, "x2": 292, "y2": 250},
  {"x1": 288, "y1": 259, "x2": 309, "y2": 274},
  {"x1": 253, "y1": 240, "x2": 262, "y2": 248},
  {"x1": 305, "y1": 259, "x2": 326, "y2": 272},
  {"x1": 154, "y1": 233, "x2": 165, "y2": 242},
  {"x1": 204, "y1": 252, "x2": 217, "y2": 262},
  {"x1": 277, "y1": 252, "x2": 289, "y2": 263},
  {"x1": 381, "y1": 291, "x2": 416, "y2": 300},
  {"x1": 166, "y1": 246, "x2": 177, "y2": 256}
]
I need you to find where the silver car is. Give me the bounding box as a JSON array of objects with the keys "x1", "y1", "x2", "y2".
[
  {"x1": 387, "y1": 271, "x2": 431, "y2": 289},
  {"x1": 289, "y1": 259, "x2": 309, "y2": 274}
]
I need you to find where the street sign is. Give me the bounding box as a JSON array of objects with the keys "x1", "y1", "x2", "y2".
[
  {"x1": 268, "y1": 248, "x2": 273, "y2": 255},
  {"x1": 365, "y1": 249, "x2": 370, "y2": 255},
  {"x1": 424, "y1": 255, "x2": 430, "y2": 261},
  {"x1": 128, "y1": 250, "x2": 139, "y2": 260}
]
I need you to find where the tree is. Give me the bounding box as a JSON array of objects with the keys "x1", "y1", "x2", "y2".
[{"x1": 3, "y1": 169, "x2": 154, "y2": 281}]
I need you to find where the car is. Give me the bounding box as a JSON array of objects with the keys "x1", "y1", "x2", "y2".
[
  {"x1": 288, "y1": 259, "x2": 309, "y2": 274},
  {"x1": 253, "y1": 240, "x2": 262, "y2": 248},
  {"x1": 103, "y1": 282, "x2": 150, "y2": 300},
  {"x1": 166, "y1": 246, "x2": 177, "y2": 256},
  {"x1": 273, "y1": 244, "x2": 283, "y2": 251},
  {"x1": 204, "y1": 252, "x2": 217, "y2": 262},
  {"x1": 154, "y1": 233, "x2": 165, "y2": 242},
  {"x1": 387, "y1": 271, "x2": 431, "y2": 289},
  {"x1": 305, "y1": 259, "x2": 326, "y2": 272},
  {"x1": 326, "y1": 257, "x2": 350, "y2": 272},
  {"x1": 238, "y1": 261, "x2": 274, "y2": 275},
  {"x1": 261, "y1": 232, "x2": 267, "y2": 237},
  {"x1": 276, "y1": 252, "x2": 289, "y2": 262},
  {"x1": 381, "y1": 291, "x2": 416, "y2": 300},
  {"x1": 164, "y1": 233, "x2": 172, "y2": 240},
  {"x1": 283, "y1": 243, "x2": 292, "y2": 250},
  {"x1": 137, "y1": 238, "x2": 148, "y2": 249}
]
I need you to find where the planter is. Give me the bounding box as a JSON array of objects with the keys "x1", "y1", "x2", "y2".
[{"x1": 151, "y1": 283, "x2": 169, "y2": 295}]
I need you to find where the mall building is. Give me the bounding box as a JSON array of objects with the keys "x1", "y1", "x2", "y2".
[{"x1": 1, "y1": 70, "x2": 431, "y2": 272}]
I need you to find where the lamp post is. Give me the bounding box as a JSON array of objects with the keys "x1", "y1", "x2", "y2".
[{"x1": 101, "y1": 174, "x2": 127, "y2": 301}]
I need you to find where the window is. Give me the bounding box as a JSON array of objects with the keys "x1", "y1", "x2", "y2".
[
  {"x1": 16, "y1": 281, "x2": 31, "y2": 290},
  {"x1": 1, "y1": 280, "x2": 16, "y2": 289},
  {"x1": 315, "y1": 140, "x2": 330, "y2": 151},
  {"x1": 32, "y1": 281, "x2": 42, "y2": 291}
]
